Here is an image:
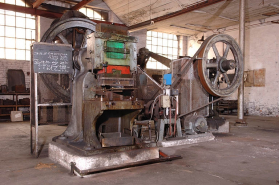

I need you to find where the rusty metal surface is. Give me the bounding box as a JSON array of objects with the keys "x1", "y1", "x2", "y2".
[
  {"x1": 94, "y1": 32, "x2": 137, "y2": 42},
  {"x1": 101, "y1": 132, "x2": 121, "y2": 138},
  {"x1": 244, "y1": 70, "x2": 254, "y2": 87},
  {"x1": 136, "y1": 69, "x2": 163, "y2": 103},
  {"x1": 137, "y1": 67, "x2": 164, "y2": 90},
  {"x1": 96, "y1": 23, "x2": 128, "y2": 35},
  {"x1": 83, "y1": 101, "x2": 103, "y2": 149},
  {"x1": 98, "y1": 77, "x2": 134, "y2": 87},
  {"x1": 7, "y1": 69, "x2": 25, "y2": 92},
  {"x1": 100, "y1": 100, "x2": 144, "y2": 110},
  {"x1": 172, "y1": 58, "x2": 209, "y2": 117},
  {"x1": 253, "y1": 68, "x2": 265, "y2": 87},
  {"x1": 101, "y1": 136, "x2": 134, "y2": 147}
]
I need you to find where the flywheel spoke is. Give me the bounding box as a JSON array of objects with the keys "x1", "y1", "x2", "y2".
[
  {"x1": 213, "y1": 71, "x2": 220, "y2": 87},
  {"x1": 57, "y1": 33, "x2": 69, "y2": 44},
  {"x1": 212, "y1": 44, "x2": 220, "y2": 59},
  {"x1": 223, "y1": 73, "x2": 230, "y2": 85},
  {"x1": 223, "y1": 44, "x2": 230, "y2": 58}
]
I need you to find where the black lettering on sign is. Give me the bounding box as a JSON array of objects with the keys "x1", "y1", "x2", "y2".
[{"x1": 32, "y1": 43, "x2": 73, "y2": 74}]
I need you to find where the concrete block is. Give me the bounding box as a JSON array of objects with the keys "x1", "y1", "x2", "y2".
[
  {"x1": 10, "y1": 111, "x2": 23, "y2": 122},
  {"x1": 49, "y1": 142, "x2": 159, "y2": 171},
  {"x1": 214, "y1": 120, "x2": 230, "y2": 133},
  {"x1": 158, "y1": 133, "x2": 215, "y2": 147}
]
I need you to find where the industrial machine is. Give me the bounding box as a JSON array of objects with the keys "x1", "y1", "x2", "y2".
[
  {"x1": 137, "y1": 33, "x2": 243, "y2": 139},
  {"x1": 31, "y1": 11, "x2": 243, "y2": 175}
]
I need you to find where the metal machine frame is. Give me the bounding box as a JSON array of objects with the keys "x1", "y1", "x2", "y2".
[{"x1": 30, "y1": 10, "x2": 243, "y2": 175}]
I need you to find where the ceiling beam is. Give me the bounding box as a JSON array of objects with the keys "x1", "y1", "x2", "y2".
[
  {"x1": 32, "y1": 0, "x2": 45, "y2": 9},
  {"x1": 128, "y1": 0, "x2": 225, "y2": 31},
  {"x1": 0, "y1": 2, "x2": 62, "y2": 18},
  {"x1": 0, "y1": 3, "x2": 126, "y2": 26},
  {"x1": 71, "y1": 0, "x2": 95, "y2": 10}
]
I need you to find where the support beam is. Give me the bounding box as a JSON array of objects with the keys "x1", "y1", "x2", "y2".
[
  {"x1": 32, "y1": 0, "x2": 45, "y2": 9},
  {"x1": 0, "y1": 2, "x2": 62, "y2": 18},
  {"x1": 71, "y1": 0, "x2": 95, "y2": 10},
  {"x1": 0, "y1": 3, "x2": 126, "y2": 27},
  {"x1": 128, "y1": 0, "x2": 225, "y2": 31},
  {"x1": 236, "y1": 0, "x2": 247, "y2": 125}
]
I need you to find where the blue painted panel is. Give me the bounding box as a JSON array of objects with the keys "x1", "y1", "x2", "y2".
[{"x1": 163, "y1": 74, "x2": 172, "y2": 85}]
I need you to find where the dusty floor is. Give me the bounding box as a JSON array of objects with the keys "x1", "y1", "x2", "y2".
[{"x1": 0, "y1": 115, "x2": 279, "y2": 185}]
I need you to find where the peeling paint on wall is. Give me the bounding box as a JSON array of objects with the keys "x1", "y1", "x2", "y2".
[{"x1": 245, "y1": 102, "x2": 279, "y2": 117}]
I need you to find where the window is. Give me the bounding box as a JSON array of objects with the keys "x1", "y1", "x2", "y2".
[
  {"x1": 146, "y1": 31, "x2": 178, "y2": 69},
  {"x1": 0, "y1": 0, "x2": 35, "y2": 60},
  {"x1": 79, "y1": 7, "x2": 108, "y2": 21}
]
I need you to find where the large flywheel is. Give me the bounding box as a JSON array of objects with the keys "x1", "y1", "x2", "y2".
[
  {"x1": 40, "y1": 11, "x2": 96, "y2": 102},
  {"x1": 197, "y1": 34, "x2": 243, "y2": 97}
]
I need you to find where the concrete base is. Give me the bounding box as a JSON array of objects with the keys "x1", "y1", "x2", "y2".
[
  {"x1": 157, "y1": 133, "x2": 215, "y2": 147},
  {"x1": 49, "y1": 142, "x2": 159, "y2": 171},
  {"x1": 213, "y1": 120, "x2": 230, "y2": 133}
]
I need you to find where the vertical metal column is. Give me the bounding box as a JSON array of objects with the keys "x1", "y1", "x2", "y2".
[
  {"x1": 34, "y1": 73, "x2": 39, "y2": 157},
  {"x1": 237, "y1": 0, "x2": 246, "y2": 125},
  {"x1": 30, "y1": 45, "x2": 39, "y2": 157}
]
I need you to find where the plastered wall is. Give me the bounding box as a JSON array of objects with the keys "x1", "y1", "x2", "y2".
[{"x1": 129, "y1": 29, "x2": 147, "y2": 53}]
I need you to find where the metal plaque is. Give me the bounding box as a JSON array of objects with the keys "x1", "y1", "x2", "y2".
[{"x1": 32, "y1": 42, "x2": 73, "y2": 74}]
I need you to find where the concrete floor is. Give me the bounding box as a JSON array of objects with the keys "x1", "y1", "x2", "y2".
[{"x1": 1, "y1": 115, "x2": 279, "y2": 185}]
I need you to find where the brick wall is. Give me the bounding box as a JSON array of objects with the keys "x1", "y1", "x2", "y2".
[
  {"x1": 0, "y1": 59, "x2": 30, "y2": 100},
  {"x1": 0, "y1": 59, "x2": 30, "y2": 88}
]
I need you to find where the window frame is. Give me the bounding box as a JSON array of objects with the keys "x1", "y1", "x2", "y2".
[
  {"x1": 79, "y1": 7, "x2": 109, "y2": 21},
  {"x1": 146, "y1": 31, "x2": 178, "y2": 69},
  {"x1": 0, "y1": 0, "x2": 36, "y2": 61}
]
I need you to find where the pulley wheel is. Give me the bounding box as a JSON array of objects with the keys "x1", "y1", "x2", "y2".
[
  {"x1": 40, "y1": 11, "x2": 96, "y2": 102},
  {"x1": 197, "y1": 34, "x2": 243, "y2": 97}
]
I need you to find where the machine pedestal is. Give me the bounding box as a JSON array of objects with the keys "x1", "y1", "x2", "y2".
[
  {"x1": 49, "y1": 142, "x2": 159, "y2": 171},
  {"x1": 157, "y1": 133, "x2": 215, "y2": 147},
  {"x1": 158, "y1": 118, "x2": 182, "y2": 142}
]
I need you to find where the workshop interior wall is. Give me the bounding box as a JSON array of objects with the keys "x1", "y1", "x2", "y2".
[
  {"x1": 129, "y1": 29, "x2": 147, "y2": 53},
  {"x1": 0, "y1": 59, "x2": 30, "y2": 99}
]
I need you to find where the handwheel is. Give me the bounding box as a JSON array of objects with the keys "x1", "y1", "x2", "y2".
[
  {"x1": 197, "y1": 34, "x2": 243, "y2": 97},
  {"x1": 40, "y1": 11, "x2": 96, "y2": 102}
]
